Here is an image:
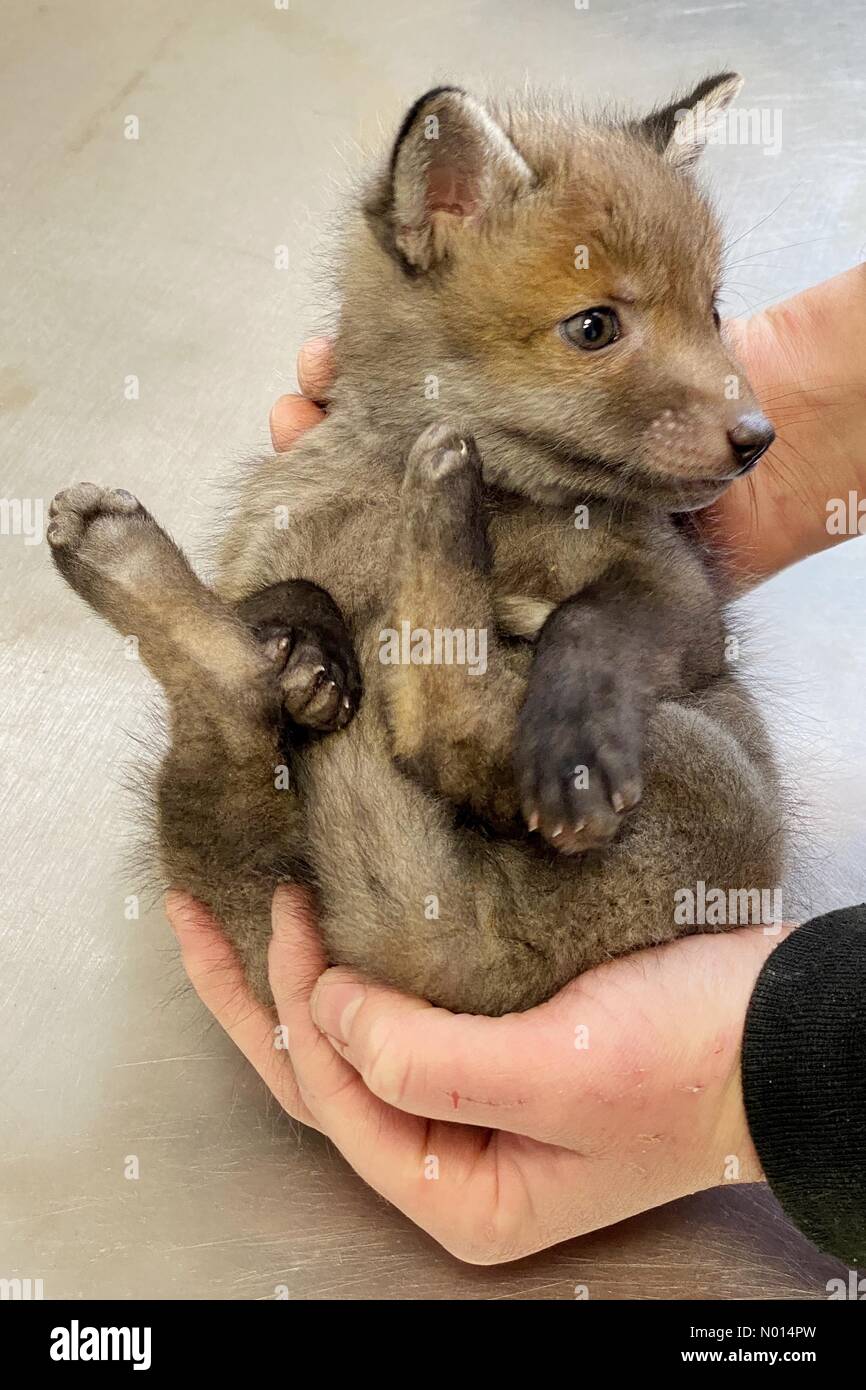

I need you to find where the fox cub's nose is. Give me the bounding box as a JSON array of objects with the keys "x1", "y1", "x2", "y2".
[{"x1": 727, "y1": 412, "x2": 775, "y2": 473}]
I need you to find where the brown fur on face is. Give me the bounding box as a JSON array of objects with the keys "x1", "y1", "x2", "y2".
[
  {"x1": 49, "y1": 77, "x2": 786, "y2": 1017},
  {"x1": 352, "y1": 81, "x2": 770, "y2": 512}
]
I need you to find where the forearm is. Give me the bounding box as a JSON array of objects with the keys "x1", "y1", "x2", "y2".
[{"x1": 742, "y1": 904, "x2": 866, "y2": 1265}]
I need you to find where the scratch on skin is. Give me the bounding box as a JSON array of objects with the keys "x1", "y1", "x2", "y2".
[{"x1": 445, "y1": 1091, "x2": 528, "y2": 1110}]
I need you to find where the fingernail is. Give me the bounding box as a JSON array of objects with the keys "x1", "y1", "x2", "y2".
[
  {"x1": 310, "y1": 978, "x2": 365, "y2": 1044},
  {"x1": 297, "y1": 336, "x2": 333, "y2": 396}
]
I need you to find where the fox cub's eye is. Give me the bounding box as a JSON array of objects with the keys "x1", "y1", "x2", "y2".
[
  {"x1": 712, "y1": 306, "x2": 722, "y2": 330},
  {"x1": 561, "y1": 306, "x2": 620, "y2": 351}
]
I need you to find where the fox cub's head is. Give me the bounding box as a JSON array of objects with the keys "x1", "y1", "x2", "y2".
[{"x1": 357, "y1": 78, "x2": 774, "y2": 510}]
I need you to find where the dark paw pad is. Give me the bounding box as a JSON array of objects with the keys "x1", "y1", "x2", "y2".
[{"x1": 268, "y1": 625, "x2": 359, "y2": 731}]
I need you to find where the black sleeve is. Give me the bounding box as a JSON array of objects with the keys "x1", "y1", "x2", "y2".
[{"x1": 741, "y1": 904, "x2": 866, "y2": 1265}]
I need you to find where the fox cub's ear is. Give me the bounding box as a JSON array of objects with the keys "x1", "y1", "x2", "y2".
[
  {"x1": 640, "y1": 72, "x2": 744, "y2": 170},
  {"x1": 367, "y1": 86, "x2": 535, "y2": 272}
]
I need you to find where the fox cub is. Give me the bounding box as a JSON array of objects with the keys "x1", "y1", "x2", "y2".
[{"x1": 50, "y1": 76, "x2": 784, "y2": 1015}]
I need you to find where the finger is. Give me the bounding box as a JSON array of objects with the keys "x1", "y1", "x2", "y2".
[
  {"x1": 269, "y1": 901, "x2": 629, "y2": 1263},
  {"x1": 269, "y1": 393, "x2": 325, "y2": 451},
  {"x1": 308, "y1": 965, "x2": 601, "y2": 1144},
  {"x1": 266, "y1": 887, "x2": 510, "y2": 1252},
  {"x1": 166, "y1": 890, "x2": 319, "y2": 1129},
  {"x1": 296, "y1": 336, "x2": 334, "y2": 400},
  {"x1": 310, "y1": 926, "x2": 789, "y2": 1147},
  {"x1": 268, "y1": 885, "x2": 397, "y2": 1117}
]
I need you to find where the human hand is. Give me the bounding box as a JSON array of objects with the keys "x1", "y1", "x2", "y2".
[
  {"x1": 715, "y1": 264, "x2": 866, "y2": 583},
  {"x1": 269, "y1": 337, "x2": 332, "y2": 449},
  {"x1": 168, "y1": 885, "x2": 790, "y2": 1263}
]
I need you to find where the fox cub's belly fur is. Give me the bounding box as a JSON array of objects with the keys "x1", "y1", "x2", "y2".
[
  {"x1": 49, "y1": 79, "x2": 785, "y2": 1015},
  {"x1": 213, "y1": 419, "x2": 783, "y2": 1014}
]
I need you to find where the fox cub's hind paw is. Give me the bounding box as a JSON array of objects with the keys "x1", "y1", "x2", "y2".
[
  {"x1": 47, "y1": 484, "x2": 176, "y2": 607},
  {"x1": 236, "y1": 580, "x2": 361, "y2": 733},
  {"x1": 48, "y1": 483, "x2": 146, "y2": 560}
]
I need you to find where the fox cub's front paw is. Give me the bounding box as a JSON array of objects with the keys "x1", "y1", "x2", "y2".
[
  {"x1": 405, "y1": 422, "x2": 479, "y2": 485},
  {"x1": 514, "y1": 649, "x2": 644, "y2": 855},
  {"x1": 401, "y1": 423, "x2": 490, "y2": 567}
]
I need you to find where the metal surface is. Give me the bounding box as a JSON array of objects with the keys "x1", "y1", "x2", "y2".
[{"x1": 1, "y1": 0, "x2": 863, "y2": 1299}]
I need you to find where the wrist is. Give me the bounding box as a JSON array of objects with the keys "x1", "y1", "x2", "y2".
[{"x1": 698, "y1": 925, "x2": 796, "y2": 1190}]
